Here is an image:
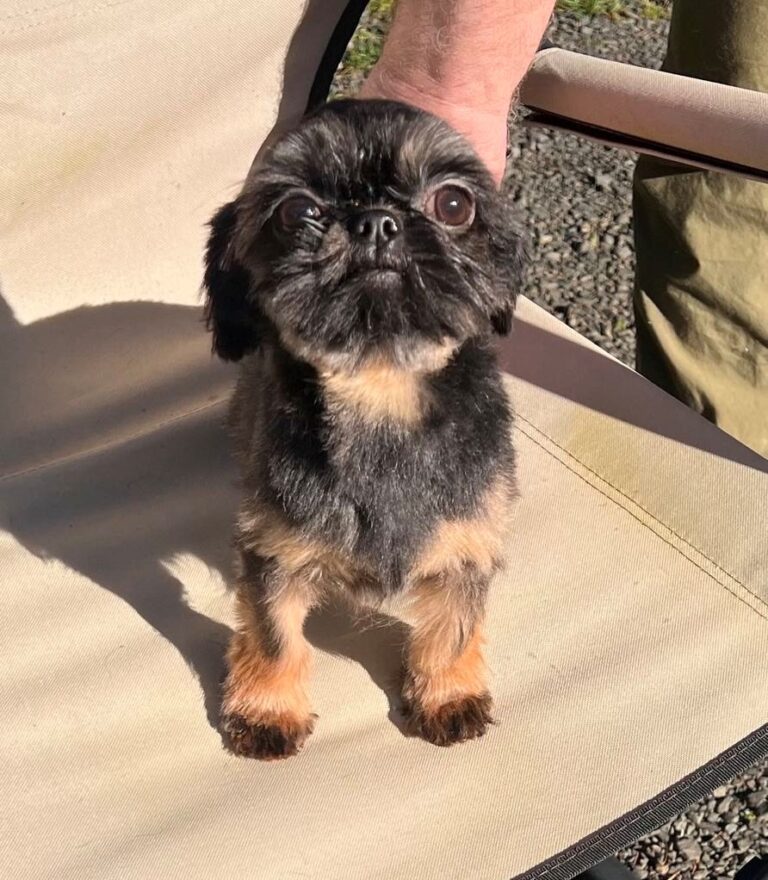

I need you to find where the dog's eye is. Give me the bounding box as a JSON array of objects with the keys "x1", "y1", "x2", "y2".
[
  {"x1": 427, "y1": 185, "x2": 475, "y2": 228},
  {"x1": 277, "y1": 196, "x2": 323, "y2": 229}
]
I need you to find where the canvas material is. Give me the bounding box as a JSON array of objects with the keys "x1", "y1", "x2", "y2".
[{"x1": 1, "y1": 3, "x2": 767, "y2": 879}]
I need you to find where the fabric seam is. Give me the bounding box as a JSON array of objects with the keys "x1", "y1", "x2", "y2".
[
  {"x1": 0, "y1": 396, "x2": 227, "y2": 485},
  {"x1": 514, "y1": 412, "x2": 768, "y2": 620},
  {"x1": 0, "y1": 0, "x2": 137, "y2": 36},
  {"x1": 1, "y1": 0, "x2": 83, "y2": 23}
]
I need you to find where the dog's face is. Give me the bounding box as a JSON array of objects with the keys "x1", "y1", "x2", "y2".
[{"x1": 203, "y1": 99, "x2": 525, "y2": 368}]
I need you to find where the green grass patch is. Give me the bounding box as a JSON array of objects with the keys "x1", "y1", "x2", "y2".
[
  {"x1": 338, "y1": 0, "x2": 397, "y2": 74},
  {"x1": 641, "y1": 1, "x2": 670, "y2": 20},
  {"x1": 614, "y1": 318, "x2": 628, "y2": 333},
  {"x1": 556, "y1": 0, "x2": 624, "y2": 17}
]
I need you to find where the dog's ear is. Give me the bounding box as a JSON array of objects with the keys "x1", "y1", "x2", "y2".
[
  {"x1": 487, "y1": 191, "x2": 529, "y2": 337},
  {"x1": 203, "y1": 200, "x2": 262, "y2": 361}
]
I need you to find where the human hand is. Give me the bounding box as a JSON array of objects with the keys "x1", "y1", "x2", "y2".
[
  {"x1": 359, "y1": 65, "x2": 510, "y2": 185},
  {"x1": 356, "y1": 0, "x2": 555, "y2": 187}
]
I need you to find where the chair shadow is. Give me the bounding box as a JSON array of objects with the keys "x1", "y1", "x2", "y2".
[{"x1": 496, "y1": 313, "x2": 768, "y2": 473}]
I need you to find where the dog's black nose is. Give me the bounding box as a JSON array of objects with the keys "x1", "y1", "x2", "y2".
[{"x1": 348, "y1": 210, "x2": 400, "y2": 245}]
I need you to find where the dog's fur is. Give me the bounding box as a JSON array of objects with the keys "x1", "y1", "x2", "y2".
[{"x1": 203, "y1": 99, "x2": 526, "y2": 759}]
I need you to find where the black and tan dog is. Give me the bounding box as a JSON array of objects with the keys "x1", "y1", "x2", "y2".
[{"x1": 203, "y1": 99, "x2": 526, "y2": 760}]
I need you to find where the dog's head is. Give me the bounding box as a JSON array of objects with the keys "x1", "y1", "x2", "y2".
[{"x1": 203, "y1": 99, "x2": 526, "y2": 368}]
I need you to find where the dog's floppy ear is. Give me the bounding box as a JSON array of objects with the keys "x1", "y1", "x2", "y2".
[
  {"x1": 203, "y1": 200, "x2": 262, "y2": 361},
  {"x1": 487, "y1": 191, "x2": 529, "y2": 337}
]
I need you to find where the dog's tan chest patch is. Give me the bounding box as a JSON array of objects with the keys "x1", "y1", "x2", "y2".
[
  {"x1": 318, "y1": 341, "x2": 457, "y2": 426},
  {"x1": 321, "y1": 363, "x2": 427, "y2": 425}
]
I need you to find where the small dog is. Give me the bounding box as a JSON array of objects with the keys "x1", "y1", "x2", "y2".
[{"x1": 203, "y1": 99, "x2": 526, "y2": 759}]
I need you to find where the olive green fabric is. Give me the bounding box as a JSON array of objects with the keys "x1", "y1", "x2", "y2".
[{"x1": 633, "y1": 0, "x2": 768, "y2": 456}]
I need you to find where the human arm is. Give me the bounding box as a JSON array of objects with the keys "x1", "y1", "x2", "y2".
[{"x1": 359, "y1": 0, "x2": 555, "y2": 184}]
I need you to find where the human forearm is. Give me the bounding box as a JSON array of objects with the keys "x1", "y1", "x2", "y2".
[{"x1": 360, "y1": 0, "x2": 555, "y2": 182}]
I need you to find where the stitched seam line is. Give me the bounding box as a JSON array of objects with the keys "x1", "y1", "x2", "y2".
[
  {"x1": 0, "y1": 0, "x2": 137, "y2": 37},
  {"x1": 514, "y1": 414, "x2": 768, "y2": 621},
  {"x1": 1, "y1": 0, "x2": 81, "y2": 23},
  {"x1": 0, "y1": 396, "x2": 228, "y2": 485},
  {"x1": 521, "y1": 725, "x2": 768, "y2": 878}
]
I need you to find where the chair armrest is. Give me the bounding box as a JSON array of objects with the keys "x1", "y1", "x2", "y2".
[{"x1": 520, "y1": 47, "x2": 768, "y2": 180}]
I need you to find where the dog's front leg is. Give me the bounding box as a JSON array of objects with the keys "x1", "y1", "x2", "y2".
[
  {"x1": 403, "y1": 568, "x2": 493, "y2": 746},
  {"x1": 221, "y1": 550, "x2": 317, "y2": 760}
]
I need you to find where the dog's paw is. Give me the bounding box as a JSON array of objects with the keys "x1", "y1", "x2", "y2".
[
  {"x1": 406, "y1": 693, "x2": 494, "y2": 747},
  {"x1": 221, "y1": 712, "x2": 315, "y2": 760}
]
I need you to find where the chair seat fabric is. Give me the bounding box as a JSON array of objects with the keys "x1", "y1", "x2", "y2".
[{"x1": 1, "y1": 2, "x2": 766, "y2": 878}]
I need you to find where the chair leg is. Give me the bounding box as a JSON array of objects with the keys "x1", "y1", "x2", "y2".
[{"x1": 574, "y1": 857, "x2": 636, "y2": 880}]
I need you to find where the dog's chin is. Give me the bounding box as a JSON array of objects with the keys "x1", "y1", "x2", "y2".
[
  {"x1": 270, "y1": 268, "x2": 476, "y2": 374},
  {"x1": 277, "y1": 323, "x2": 459, "y2": 376},
  {"x1": 342, "y1": 266, "x2": 406, "y2": 299}
]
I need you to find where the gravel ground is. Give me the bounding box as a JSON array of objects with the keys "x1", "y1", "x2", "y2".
[
  {"x1": 503, "y1": 6, "x2": 672, "y2": 364},
  {"x1": 332, "y1": 4, "x2": 768, "y2": 878}
]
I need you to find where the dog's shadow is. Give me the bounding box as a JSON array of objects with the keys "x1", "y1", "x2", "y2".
[
  {"x1": 306, "y1": 599, "x2": 410, "y2": 731},
  {"x1": 0, "y1": 292, "x2": 409, "y2": 737}
]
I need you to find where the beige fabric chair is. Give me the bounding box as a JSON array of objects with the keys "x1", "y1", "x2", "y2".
[{"x1": 1, "y1": 2, "x2": 766, "y2": 878}]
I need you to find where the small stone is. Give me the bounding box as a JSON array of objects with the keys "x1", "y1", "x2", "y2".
[
  {"x1": 713, "y1": 787, "x2": 729, "y2": 798},
  {"x1": 725, "y1": 822, "x2": 739, "y2": 835},
  {"x1": 677, "y1": 838, "x2": 703, "y2": 861},
  {"x1": 717, "y1": 796, "x2": 734, "y2": 814},
  {"x1": 593, "y1": 172, "x2": 613, "y2": 190}
]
